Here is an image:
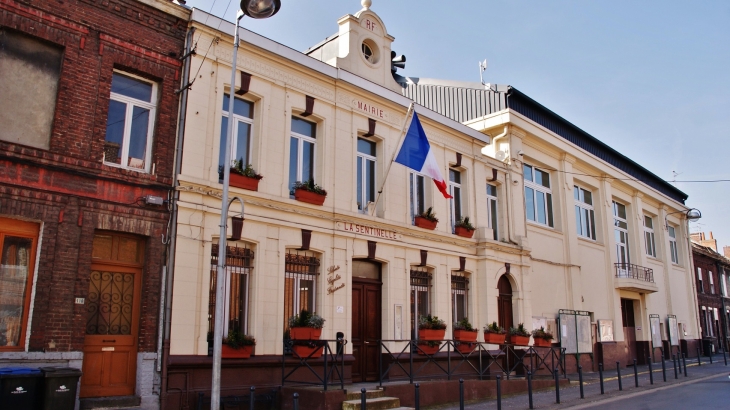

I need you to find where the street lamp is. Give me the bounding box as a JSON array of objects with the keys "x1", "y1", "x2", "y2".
[
  {"x1": 665, "y1": 208, "x2": 702, "y2": 229},
  {"x1": 212, "y1": 1, "x2": 281, "y2": 408}
]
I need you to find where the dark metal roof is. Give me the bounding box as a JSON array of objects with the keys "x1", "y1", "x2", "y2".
[{"x1": 397, "y1": 77, "x2": 688, "y2": 204}]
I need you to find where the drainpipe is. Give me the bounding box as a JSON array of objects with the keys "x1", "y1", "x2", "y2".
[
  {"x1": 487, "y1": 125, "x2": 520, "y2": 245},
  {"x1": 160, "y1": 25, "x2": 194, "y2": 410}
]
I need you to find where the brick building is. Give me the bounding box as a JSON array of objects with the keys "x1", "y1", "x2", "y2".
[
  {"x1": 691, "y1": 236, "x2": 730, "y2": 355},
  {"x1": 0, "y1": 0, "x2": 188, "y2": 408}
]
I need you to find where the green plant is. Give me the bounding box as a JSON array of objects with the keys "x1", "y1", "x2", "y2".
[
  {"x1": 531, "y1": 326, "x2": 554, "y2": 341},
  {"x1": 292, "y1": 179, "x2": 327, "y2": 196},
  {"x1": 418, "y1": 314, "x2": 447, "y2": 330},
  {"x1": 231, "y1": 159, "x2": 263, "y2": 179},
  {"x1": 454, "y1": 217, "x2": 474, "y2": 230},
  {"x1": 224, "y1": 330, "x2": 256, "y2": 350},
  {"x1": 288, "y1": 309, "x2": 325, "y2": 329},
  {"x1": 484, "y1": 321, "x2": 506, "y2": 335},
  {"x1": 417, "y1": 207, "x2": 438, "y2": 222},
  {"x1": 453, "y1": 317, "x2": 475, "y2": 331},
  {"x1": 509, "y1": 323, "x2": 530, "y2": 337}
]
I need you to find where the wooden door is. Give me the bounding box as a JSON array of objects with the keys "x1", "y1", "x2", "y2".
[
  {"x1": 621, "y1": 298, "x2": 637, "y2": 364},
  {"x1": 81, "y1": 234, "x2": 144, "y2": 398},
  {"x1": 497, "y1": 276, "x2": 513, "y2": 331},
  {"x1": 351, "y1": 279, "x2": 381, "y2": 382}
]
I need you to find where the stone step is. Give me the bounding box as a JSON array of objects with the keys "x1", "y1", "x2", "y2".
[
  {"x1": 345, "y1": 389, "x2": 385, "y2": 400},
  {"x1": 342, "y1": 396, "x2": 401, "y2": 410},
  {"x1": 79, "y1": 395, "x2": 141, "y2": 410}
]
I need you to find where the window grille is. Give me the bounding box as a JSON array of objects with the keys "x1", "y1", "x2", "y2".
[
  {"x1": 208, "y1": 244, "x2": 254, "y2": 336},
  {"x1": 283, "y1": 250, "x2": 320, "y2": 334},
  {"x1": 410, "y1": 267, "x2": 432, "y2": 339},
  {"x1": 451, "y1": 272, "x2": 469, "y2": 323}
]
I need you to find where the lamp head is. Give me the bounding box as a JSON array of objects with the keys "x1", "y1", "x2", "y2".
[
  {"x1": 686, "y1": 208, "x2": 702, "y2": 222},
  {"x1": 240, "y1": 0, "x2": 281, "y2": 19}
]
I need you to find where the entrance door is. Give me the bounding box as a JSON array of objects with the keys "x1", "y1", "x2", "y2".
[
  {"x1": 497, "y1": 276, "x2": 513, "y2": 331},
  {"x1": 351, "y1": 260, "x2": 382, "y2": 382},
  {"x1": 621, "y1": 298, "x2": 637, "y2": 364},
  {"x1": 81, "y1": 234, "x2": 144, "y2": 398}
]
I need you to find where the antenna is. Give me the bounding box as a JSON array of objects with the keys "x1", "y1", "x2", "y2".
[{"x1": 479, "y1": 59, "x2": 495, "y2": 91}]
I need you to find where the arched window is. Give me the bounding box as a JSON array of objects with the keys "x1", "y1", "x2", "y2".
[
  {"x1": 209, "y1": 244, "x2": 254, "y2": 336},
  {"x1": 497, "y1": 275, "x2": 513, "y2": 331}
]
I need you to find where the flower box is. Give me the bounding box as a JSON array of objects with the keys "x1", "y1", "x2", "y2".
[
  {"x1": 414, "y1": 216, "x2": 437, "y2": 230},
  {"x1": 533, "y1": 338, "x2": 552, "y2": 348},
  {"x1": 454, "y1": 226, "x2": 474, "y2": 238},
  {"x1": 508, "y1": 335, "x2": 530, "y2": 346},
  {"x1": 229, "y1": 173, "x2": 260, "y2": 191},
  {"x1": 483, "y1": 332, "x2": 507, "y2": 344},
  {"x1": 294, "y1": 189, "x2": 326, "y2": 206},
  {"x1": 292, "y1": 344, "x2": 322, "y2": 359},
  {"x1": 290, "y1": 327, "x2": 311, "y2": 340},
  {"x1": 310, "y1": 328, "x2": 322, "y2": 340},
  {"x1": 221, "y1": 344, "x2": 252, "y2": 359},
  {"x1": 418, "y1": 329, "x2": 446, "y2": 341},
  {"x1": 453, "y1": 330, "x2": 478, "y2": 342},
  {"x1": 417, "y1": 344, "x2": 439, "y2": 355},
  {"x1": 456, "y1": 343, "x2": 475, "y2": 354}
]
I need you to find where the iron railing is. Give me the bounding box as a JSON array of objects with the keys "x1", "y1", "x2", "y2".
[
  {"x1": 377, "y1": 339, "x2": 565, "y2": 385},
  {"x1": 281, "y1": 338, "x2": 347, "y2": 391},
  {"x1": 615, "y1": 263, "x2": 654, "y2": 282}
]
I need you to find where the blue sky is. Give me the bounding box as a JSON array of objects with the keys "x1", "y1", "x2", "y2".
[{"x1": 183, "y1": 0, "x2": 730, "y2": 250}]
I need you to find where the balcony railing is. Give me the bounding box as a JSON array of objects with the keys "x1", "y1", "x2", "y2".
[{"x1": 615, "y1": 263, "x2": 654, "y2": 283}]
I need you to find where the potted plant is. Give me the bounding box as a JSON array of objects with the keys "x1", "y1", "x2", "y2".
[
  {"x1": 454, "y1": 217, "x2": 475, "y2": 238},
  {"x1": 221, "y1": 330, "x2": 255, "y2": 359},
  {"x1": 292, "y1": 340, "x2": 324, "y2": 359},
  {"x1": 292, "y1": 179, "x2": 327, "y2": 205},
  {"x1": 453, "y1": 317, "x2": 477, "y2": 342},
  {"x1": 228, "y1": 159, "x2": 263, "y2": 191},
  {"x1": 416, "y1": 340, "x2": 440, "y2": 355},
  {"x1": 288, "y1": 309, "x2": 325, "y2": 340},
  {"x1": 414, "y1": 207, "x2": 438, "y2": 230},
  {"x1": 418, "y1": 314, "x2": 447, "y2": 341},
  {"x1": 531, "y1": 326, "x2": 554, "y2": 348},
  {"x1": 508, "y1": 323, "x2": 530, "y2": 346},
  {"x1": 483, "y1": 321, "x2": 507, "y2": 344}
]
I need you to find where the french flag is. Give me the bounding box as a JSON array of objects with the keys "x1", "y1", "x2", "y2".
[{"x1": 395, "y1": 112, "x2": 452, "y2": 199}]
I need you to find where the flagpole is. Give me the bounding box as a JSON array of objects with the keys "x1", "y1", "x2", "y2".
[{"x1": 370, "y1": 102, "x2": 416, "y2": 216}]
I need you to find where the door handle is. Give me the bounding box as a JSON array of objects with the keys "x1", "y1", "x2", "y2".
[
  {"x1": 364, "y1": 341, "x2": 370, "y2": 344},
  {"x1": 102, "y1": 340, "x2": 116, "y2": 343}
]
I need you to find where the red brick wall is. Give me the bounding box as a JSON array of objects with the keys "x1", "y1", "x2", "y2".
[{"x1": 0, "y1": 0, "x2": 187, "y2": 353}]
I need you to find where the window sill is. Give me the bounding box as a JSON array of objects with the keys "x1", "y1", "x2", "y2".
[
  {"x1": 103, "y1": 160, "x2": 149, "y2": 174},
  {"x1": 526, "y1": 219, "x2": 557, "y2": 232}
]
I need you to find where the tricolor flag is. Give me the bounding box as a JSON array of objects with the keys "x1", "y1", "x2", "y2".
[{"x1": 395, "y1": 112, "x2": 452, "y2": 199}]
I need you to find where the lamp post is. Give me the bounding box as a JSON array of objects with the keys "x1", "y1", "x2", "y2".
[{"x1": 212, "y1": 1, "x2": 281, "y2": 409}]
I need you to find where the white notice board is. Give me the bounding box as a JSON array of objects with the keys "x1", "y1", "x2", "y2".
[
  {"x1": 667, "y1": 316, "x2": 679, "y2": 346},
  {"x1": 649, "y1": 316, "x2": 662, "y2": 348}
]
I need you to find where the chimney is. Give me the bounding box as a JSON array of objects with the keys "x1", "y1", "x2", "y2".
[
  {"x1": 692, "y1": 231, "x2": 718, "y2": 251},
  {"x1": 724, "y1": 246, "x2": 730, "y2": 259}
]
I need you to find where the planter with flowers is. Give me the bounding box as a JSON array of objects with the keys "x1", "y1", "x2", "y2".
[
  {"x1": 454, "y1": 217, "x2": 475, "y2": 238},
  {"x1": 414, "y1": 207, "x2": 438, "y2": 230},
  {"x1": 418, "y1": 314, "x2": 447, "y2": 341},
  {"x1": 453, "y1": 318, "x2": 477, "y2": 342},
  {"x1": 292, "y1": 180, "x2": 327, "y2": 206},
  {"x1": 417, "y1": 341, "x2": 441, "y2": 355},
  {"x1": 288, "y1": 309, "x2": 325, "y2": 340},
  {"x1": 531, "y1": 327, "x2": 554, "y2": 347},
  {"x1": 508, "y1": 323, "x2": 531, "y2": 346},
  {"x1": 226, "y1": 159, "x2": 263, "y2": 191},
  {"x1": 483, "y1": 321, "x2": 507, "y2": 344},
  {"x1": 292, "y1": 341, "x2": 324, "y2": 359},
  {"x1": 221, "y1": 330, "x2": 256, "y2": 359}
]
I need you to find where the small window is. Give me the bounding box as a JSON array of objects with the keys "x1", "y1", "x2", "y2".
[
  {"x1": 668, "y1": 226, "x2": 679, "y2": 264},
  {"x1": 709, "y1": 271, "x2": 715, "y2": 294},
  {"x1": 218, "y1": 95, "x2": 254, "y2": 179},
  {"x1": 698, "y1": 267, "x2": 704, "y2": 294},
  {"x1": 410, "y1": 267, "x2": 431, "y2": 339},
  {"x1": 451, "y1": 273, "x2": 469, "y2": 323},
  {"x1": 289, "y1": 117, "x2": 317, "y2": 193},
  {"x1": 524, "y1": 164, "x2": 553, "y2": 227},
  {"x1": 356, "y1": 138, "x2": 377, "y2": 213},
  {"x1": 643, "y1": 215, "x2": 656, "y2": 257},
  {"x1": 486, "y1": 184, "x2": 499, "y2": 240},
  {"x1": 410, "y1": 172, "x2": 426, "y2": 222},
  {"x1": 104, "y1": 72, "x2": 158, "y2": 172},
  {"x1": 449, "y1": 169, "x2": 463, "y2": 232},
  {"x1": 574, "y1": 186, "x2": 596, "y2": 240}
]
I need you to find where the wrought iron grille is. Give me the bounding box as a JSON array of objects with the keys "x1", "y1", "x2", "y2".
[
  {"x1": 451, "y1": 272, "x2": 469, "y2": 323},
  {"x1": 208, "y1": 244, "x2": 254, "y2": 335},
  {"x1": 284, "y1": 250, "x2": 320, "y2": 334},
  {"x1": 86, "y1": 271, "x2": 134, "y2": 335},
  {"x1": 614, "y1": 263, "x2": 654, "y2": 283},
  {"x1": 410, "y1": 267, "x2": 432, "y2": 339}
]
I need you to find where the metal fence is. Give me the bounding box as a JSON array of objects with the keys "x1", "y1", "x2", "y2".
[
  {"x1": 614, "y1": 263, "x2": 654, "y2": 282},
  {"x1": 281, "y1": 338, "x2": 347, "y2": 391}
]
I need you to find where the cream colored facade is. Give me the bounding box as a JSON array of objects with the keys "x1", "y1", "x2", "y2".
[{"x1": 169, "y1": 3, "x2": 699, "y2": 366}]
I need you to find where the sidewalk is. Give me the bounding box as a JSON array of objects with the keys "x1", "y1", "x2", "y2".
[{"x1": 433, "y1": 353, "x2": 730, "y2": 409}]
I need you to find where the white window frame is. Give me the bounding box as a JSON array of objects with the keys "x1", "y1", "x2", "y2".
[
  {"x1": 613, "y1": 201, "x2": 630, "y2": 273},
  {"x1": 721, "y1": 272, "x2": 728, "y2": 297},
  {"x1": 574, "y1": 185, "x2": 596, "y2": 240},
  {"x1": 410, "y1": 172, "x2": 426, "y2": 223},
  {"x1": 220, "y1": 95, "x2": 254, "y2": 172},
  {"x1": 356, "y1": 138, "x2": 377, "y2": 213},
  {"x1": 698, "y1": 267, "x2": 704, "y2": 294},
  {"x1": 524, "y1": 164, "x2": 554, "y2": 227},
  {"x1": 289, "y1": 118, "x2": 317, "y2": 190},
  {"x1": 486, "y1": 184, "x2": 499, "y2": 241},
  {"x1": 104, "y1": 71, "x2": 157, "y2": 172},
  {"x1": 410, "y1": 268, "x2": 432, "y2": 340},
  {"x1": 668, "y1": 225, "x2": 679, "y2": 264},
  {"x1": 451, "y1": 273, "x2": 469, "y2": 324},
  {"x1": 643, "y1": 215, "x2": 657, "y2": 258},
  {"x1": 448, "y1": 169, "x2": 463, "y2": 233},
  {"x1": 222, "y1": 266, "x2": 250, "y2": 336},
  {"x1": 709, "y1": 271, "x2": 715, "y2": 294}
]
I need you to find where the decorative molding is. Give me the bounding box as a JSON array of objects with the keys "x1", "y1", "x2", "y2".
[{"x1": 215, "y1": 47, "x2": 335, "y2": 101}]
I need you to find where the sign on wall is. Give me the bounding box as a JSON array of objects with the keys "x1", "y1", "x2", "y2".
[
  {"x1": 649, "y1": 314, "x2": 662, "y2": 348},
  {"x1": 667, "y1": 315, "x2": 679, "y2": 347},
  {"x1": 559, "y1": 310, "x2": 593, "y2": 354},
  {"x1": 336, "y1": 222, "x2": 402, "y2": 241},
  {"x1": 597, "y1": 320, "x2": 614, "y2": 342}
]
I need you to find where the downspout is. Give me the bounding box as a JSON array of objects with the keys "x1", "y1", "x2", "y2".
[
  {"x1": 487, "y1": 125, "x2": 519, "y2": 245},
  {"x1": 160, "y1": 25, "x2": 194, "y2": 410}
]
